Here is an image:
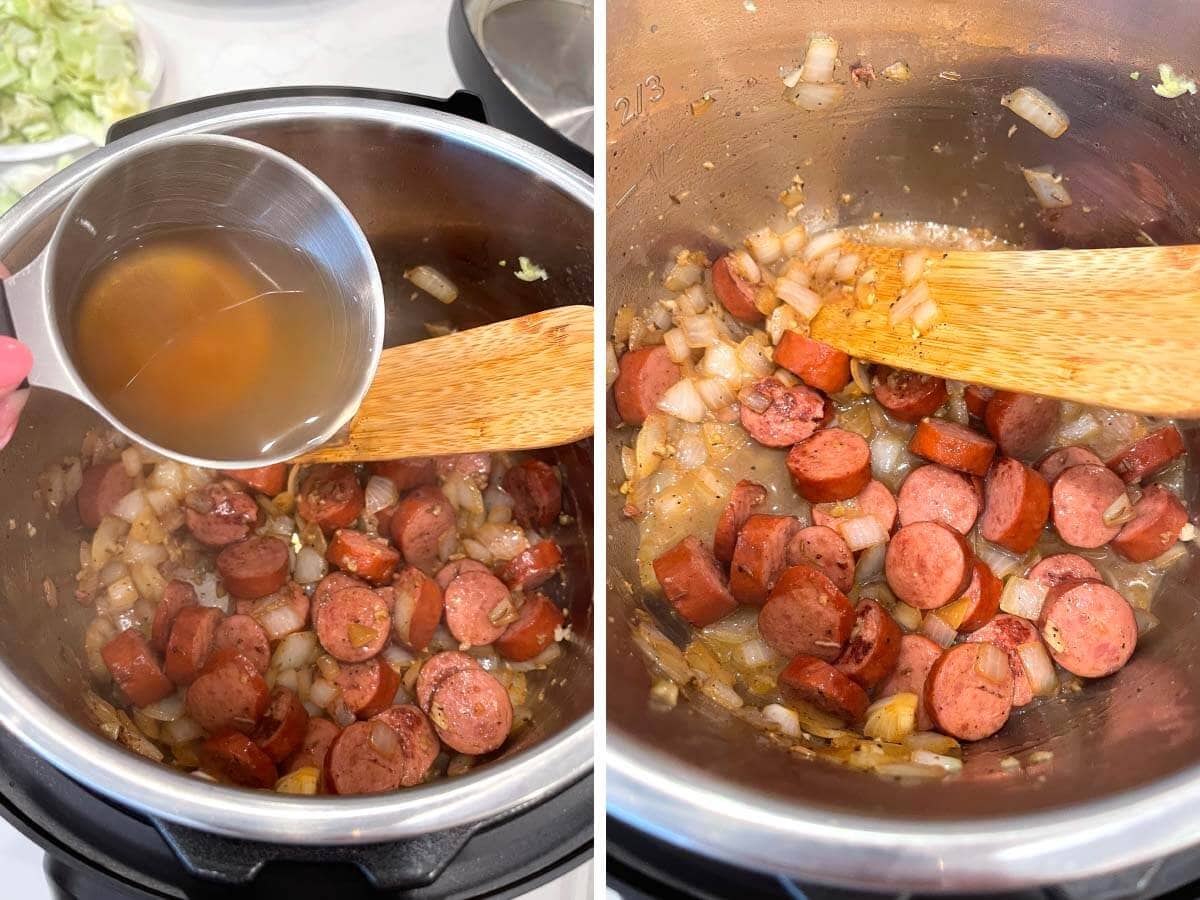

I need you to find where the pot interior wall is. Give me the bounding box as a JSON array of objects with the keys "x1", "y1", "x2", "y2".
[
  {"x1": 0, "y1": 114, "x2": 593, "y2": 775},
  {"x1": 607, "y1": 1, "x2": 1200, "y2": 819}
]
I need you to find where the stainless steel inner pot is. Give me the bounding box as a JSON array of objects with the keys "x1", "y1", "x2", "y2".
[
  {"x1": 606, "y1": 1, "x2": 1200, "y2": 890},
  {"x1": 0, "y1": 96, "x2": 592, "y2": 844}
]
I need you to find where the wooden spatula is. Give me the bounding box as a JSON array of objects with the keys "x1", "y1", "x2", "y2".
[
  {"x1": 298, "y1": 305, "x2": 593, "y2": 463},
  {"x1": 810, "y1": 243, "x2": 1200, "y2": 417}
]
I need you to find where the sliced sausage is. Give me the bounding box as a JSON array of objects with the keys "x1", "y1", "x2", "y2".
[
  {"x1": 980, "y1": 458, "x2": 1050, "y2": 554},
  {"x1": 285, "y1": 717, "x2": 340, "y2": 775},
  {"x1": 834, "y1": 599, "x2": 902, "y2": 689},
  {"x1": 101, "y1": 628, "x2": 174, "y2": 707},
  {"x1": 316, "y1": 586, "x2": 391, "y2": 662},
  {"x1": 966, "y1": 614, "x2": 1042, "y2": 707},
  {"x1": 778, "y1": 655, "x2": 869, "y2": 723},
  {"x1": 220, "y1": 464, "x2": 288, "y2": 497},
  {"x1": 1050, "y1": 463, "x2": 1127, "y2": 548},
  {"x1": 730, "y1": 514, "x2": 800, "y2": 605},
  {"x1": 391, "y1": 566, "x2": 444, "y2": 651},
  {"x1": 871, "y1": 367, "x2": 947, "y2": 423},
  {"x1": 371, "y1": 705, "x2": 440, "y2": 787},
  {"x1": 163, "y1": 605, "x2": 221, "y2": 686},
  {"x1": 415, "y1": 651, "x2": 480, "y2": 712},
  {"x1": 812, "y1": 479, "x2": 898, "y2": 534},
  {"x1": 652, "y1": 536, "x2": 737, "y2": 627},
  {"x1": 884, "y1": 521, "x2": 973, "y2": 610},
  {"x1": 963, "y1": 385, "x2": 994, "y2": 419},
  {"x1": 434, "y1": 559, "x2": 490, "y2": 591},
  {"x1": 956, "y1": 560, "x2": 1002, "y2": 633},
  {"x1": 150, "y1": 580, "x2": 197, "y2": 652},
  {"x1": 1112, "y1": 484, "x2": 1189, "y2": 563},
  {"x1": 212, "y1": 614, "x2": 271, "y2": 674},
  {"x1": 787, "y1": 428, "x2": 871, "y2": 502},
  {"x1": 738, "y1": 378, "x2": 829, "y2": 448},
  {"x1": 325, "y1": 720, "x2": 406, "y2": 795},
  {"x1": 1040, "y1": 581, "x2": 1136, "y2": 678},
  {"x1": 436, "y1": 453, "x2": 493, "y2": 488},
  {"x1": 897, "y1": 464, "x2": 980, "y2": 534},
  {"x1": 785, "y1": 525, "x2": 854, "y2": 593},
  {"x1": 877, "y1": 634, "x2": 942, "y2": 699},
  {"x1": 909, "y1": 418, "x2": 996, "y2": 477},
  {"x1": 185, "y1": 650, "x2": 270, "y2": 734},
  {"x1": 924, "y1": 642, "x2": 1014, "y2": 741},
  {"x1": 327, "y1": 529, "x2": 401, "y2": 585},
  {"x1": 985, "y1": 392, "x2": 1060, "y2": 458},
  {"x1": 503, "y1": 459, "x2": 562, "y2": 529},
  {"x1": 774, "y1": 332, "x2": 850, "y2": 394},
  {"x1": 184, "y1": 483, "x2": 260, "y2": 548},
  {"x1": 297, "y1": 465, "x2": 365, "y2": 534},
  {"x1": 444, "y1": 570, "x2": 514, "y2": 647},
  {"x1": 1036, "y1": 446, "x2": 1103, "y2": 483},
  {"x1": 496, "y1": 593, "x2": 564, "y2": 662},
  {"x1": 369, "y1": 458, "x2": 438, "y2": 492},
  {"x1": 252, "y1": 687, "x2": 309, "y2": 762},
  {"x1": 613, "y1": 345, "x2": 681, "y2": 425},
  {"x1": 1027, "y1": 553, "x2": 1103, "y2": 590},
  {"x1": 758, "y1": 564, "x2": 856, "y2": 660},
  {"x1": 711, "y1": 253, "x2": 761, "y2": 323},
  {"x1": 427, "y1": 667, "x2": 513, "y2": 755},
  {"x1": 198, "y1": 731, "x2": 277, "y2": 789},
  {"x1": 389, "y1": 485, "x2": 456, "y2": 574},
  {"x1": 311, "y1": 572, "x2": 368, "y2": 633},
  {"x1": 713, "y1": 480, "x2": 769, "y2": 564},
  {"x1": 336, "y1": 657, "x2": 401, "y2": 719},
  {"x1": 1107, "y1": 425, "x2": 1186, "y2": 484},
  {"x1": 77, "y1": 461, "x2": 133, "y2": 529},
  {"x1": 499, "y1": 539, "x2": 564, "y2": 592},
  {"x1": 216, "y1": 536, "x2": 290, "y2": 599}
]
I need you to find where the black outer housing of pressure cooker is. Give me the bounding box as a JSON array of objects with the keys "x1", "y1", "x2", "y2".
[{"x1": 0, "y1": 86, "x2": 592, "y2": 900}]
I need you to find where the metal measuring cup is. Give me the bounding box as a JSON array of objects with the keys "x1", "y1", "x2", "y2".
[{"x1": 0, "y1": 133, "x2": 384, "y2": 468}]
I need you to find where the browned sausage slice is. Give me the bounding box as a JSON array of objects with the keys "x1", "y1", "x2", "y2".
[
  {"x1": 785, "y1": 525, "x2": 854, "y2": 593},
  {"x1": 184, "y1": 483, "x2": 260, "y2": 548},
  {"x1": 185, "y1": 650, "x2": 270, "y2": 734},
  {"x1": 713, "y1": 480, "x2": 769, "y2": 564},
  {"x1": 297, "y1": 465, "x2": 365, "y2": 534},
  {"x1": 212, "y1": 614, "x2": 271, "y2": 673},
  {"x1": 369, "y1": 458, "x2": 438, "y2": 492},
  {"x1": 389, "y1": 485, "x2": 456, "y2": 574},
  {"x1": 877, "y1": 634, "x2": 943, "y2": 698},
  {"x1": 316, "y1": 586, "x2": 391, "y2": 662},
  {"x1": 150, "y1": 580, "x2": 197, "y2": 652},
  {"x1": 1039, "y1": 581, "x2": 1136, "y2": 678},
  {"x1": 786, "y1": 428, "x2": 871, "y2": 502},
  {"x1": 101, "y1": 628, "x2": 174, "y2": 707},
  {"x1": 216, "y1": 536, "x2": 290, "y2": 599},
  {"x1": 415, "y1": 651, "x2": 480, "y2": 712},
  {"x1": 1107, "y1": 425, "x2": 1186, "y2": 484},
  {"x1": 897, "y1": 464, "x2": 980, "y2": 534},
  {"x1": 884, "y1": 521, "x2": 973, "y2": 610},
  {"x1": 311, "y1": 572, "x2": 369, "y2": 634},
  {"x1": 503, "y1": 459, "x2": 562, "y2": 529},
  {"x1": 872, "y1": 367, "x2": 948, "y2": 423},
  {"x1": 778, "y1": 655, "x2": 869, "y2": 723},
  {"x1": 758, "y1": 564, "x2": 856, "y2": 660},
  {"x1": 955, "y1": 560, "x2": 1002, "y2": 633},
  {"x1": 325, "y1": 720, "x2": 406, "y2": 795},
  {"x1": 774, "y1": 332, "x2": 851, "y2": 394},
  {"x1": 984, "y1": 392, "x2": 1060, "y2": 458},
  {"x1": 730, "y1": 514, "x2": 800, "y2": 605},
  {"x1": 443, "y1": 570, "x2": 514, "y2": 647},
  {"x1": 499, "y1": 539, "x2": 564, "y2": 592},
  {"x1": 1112, "y1": 484, "x2": 1188, "y2": 563},
  {"x1": 285, "y1": 718, "x2": 340, "y2": 775},
  {"x1": 336, "y1": 657, "x2": 401, "y2": 719},
  {"x1": 711, "y1": 253, "x2": 761, "y2": 323},
  {"x1": 252, "y1": 687, "x2": 309, "y2": 762},
  {"x1": 327, "y1": 529, "x2": 400, "y2": 585},
  {"x1": 834, "y1": 599, "x2": 902, "y2": 689},
  {"x1": 220, "y1": 464, "x2": 288, "y2": 497},
  {"x1": 909, "y1": 418, "x2": 996, "y2": 476},
  {"x1": 391, "y1": 566, "x2": 444, "y2": 651},
  {"x1": 980, "y1": 458, "x2": 1050, "y2": 553},
  {"x1": 653, "y1": 536, "x2": 737, "y2": 627},
  {"x1": 738, "y1": 378, "x2": 829, "y2": 448},
  {"x1": 812, "y1": 479, "x2": 898, "y2": 534},
  {"x1": 77, "y1": 461, "x2": 133, "y2": 529},
  {"x1": 613, "y1": 345, "x2": 681, "y2": 425},
  {"x1": 965, "y1": 614, "x2": 1042, "y2": 707},
  {"x1": 963, "y1": 385, "x2": 994, "y2": 419},
  {"x1": 1027, "y1": 553, "x2": 1102, "y2": 590},
  {"x1": 924, "y1": 642, "x2": 1014, "y2": 741},
  {"x1": 164, "y1": 605, "x2": 221, "y2": 686},
  {"x1": 1036, "y1": 446, "x2": 1102, "y2": 483},
  {"x1": 1050, "y1": 463, "x2": 1127, "y2": 549},
  {"x1": 496, "y1": 593, "x2": 564, "y2": 662},
  {"x1": 427, "y1": 667, "x2": 513, "y2": 755},
  {"x1": 434, "y1": 559, "x2": 490, "y2": 590},
  {"x1": 199, "y1": 731, "x2": 277, "y2": 788},
  {"x1": 436, "y1": 453, "x2": 493, "y2": 488},
  {"x1": 371, "y1": 705, "x2": 440, "y2": 787}
]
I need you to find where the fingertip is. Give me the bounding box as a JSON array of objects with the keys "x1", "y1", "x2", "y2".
[
  {"x1": 0, "y1": 337, "x2": 32, "y2": 392},
  {"x1": 0, "y1": 387, "x2": 29, "y2": 450}
]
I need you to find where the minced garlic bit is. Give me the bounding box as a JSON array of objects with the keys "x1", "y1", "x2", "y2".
[
  {"x1": 515, "y1": 256, "x2": 549, "y2": 282},
  {"x1": 1027, "y1": 750, "x2": 1054, "y2": 765},
  {"x1": 702, "y1": 161, "x2": 715, "y2": 170},
  {"x1": 1130, "y1": 71, "x2": 1140, "y2": 80},
  {"x1": 650, "y1": 679, "x2": 679, "y2": 709},
  {"x1": 882, "y1": 61, "x2": 912, "y2": 82},
  {"x1": 1180, "y1": 522, "x2": 1197, "y2": 542},
  {"x1": 1152, "y1": 63, "x2": 1197, "y2": 99},
  {"x1": 1000, "y1": 756, "x2": 1021, "y2": 771}
]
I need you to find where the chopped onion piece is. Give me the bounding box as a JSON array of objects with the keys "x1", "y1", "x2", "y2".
[
  {"x1": 737, "y1": 338, "x2": 774, "y2": 377},
  {"x1": 911, "y1": 749, "x2": 964, "y2": 773},
  {"x1": 999, "y1": 576, "x2": 1047, "y2": 621},
  {"x1": 1134, "y1": 608, "x2": 1160, "y2": 636},
  {"x1": 870, "y1": 432, "x2": 906, "y2": 480},
  {"x1": 863, "y1": 692, "x2": 918, "y2": 742},
  {"x1": 678, "y1": 284, "x2": 708, "y2": 315},
  {"x1": 904, "y1": 731, "x2": 961, "y2": 755},
  {"x1": 404, "y1": 265, "x2": 458, "y2": 303},
  {"x1": 746, "y1": 227, "x2": 783, "y2": 265},
  {"x1": 814, "y1": 250, "x2": 840, "y2": 280},
  {"x1": 855, "y1": 542, "x2": 887, "y2": 583},
  {"x1": 875, "y1": 762, "x2": 948, "y2": 780},
  {"x1": 696, "y1": 377, "x2": 736, "y2": 411},
  {"x1": 293, "y1": 545, "x2": 328, "y2": 585},
  {"x1": 275, "y1": 766, "x2": 320, "y2": 795},
  {"x1": 272, "y1": 631, "x2": 318, "y2": 671},
  {"x1": 775, "y1": 278, "x2": 823, "y2": 320},
  {"x1": 680, "y1": 314, "x2": 720, "y2": 349},
  {"x1": 120, "y1": 446, "x2": 142, "y2": 478},
  {"x1": 606, "y1": 341, "x2": 619, "y2": 389},
  {"x1": 1102, "y1": 493, "x2": 1134, "y2": 526},
  {"x1": 1058, "y1": 413, "x2": 1100, "y2": 443},
  {"x1": 663, "y1": 327, "x2": 691, "y2": 363},
  {"x1": 308, "y1": 677, "x2": 337, "y2": 709},
  {"x1": 257, "y1": 602, "x2": 307, "y2": 641},
  {"x1": 803, "y1": 230, "x2": 844, "y2": 262},
  {"x1": 892, "y1": 602, "x2": 923, "y2": 632},
  {"x1": 934, "y1": 596, "x2": 972, "y2": 631},
  {"x1": 974, "y1": 642, "x2": 1010, "y2": 684},
  {"x1": 799, "y1": 35, "x2": 838, "y2": 83},
  {"x1": 675, "y1": 430, "x2": 708, "y2": 469},
  {"x1": 780, "y1": 224, "x2": 807, "y2": 256},
  {"x1": 634, "y1": 413, "x2": 668, "y2": 479},
  {"x1": 975, "y1": 541, "x2": 1024, "y2": 580},
  {"x1": 658, "y1": 378, "x2": 707, "y2": 423},
  {"x1": 1022, "y1": 166, "x2": 1072, "y2": 208},
  {"x1": 1001, "y1": 87, "x2": 1070, "y2": 138},
  {"x1": 364, "y1": 476, "x2": 399, "y2": 518},
  {"x1": 738, "y1": 384, "x2": 772, "y2": 414},
  {"x1": 1017, "y1": 641, "x2": 1058, "y2": 696},
  {"x1": 735, "y1": 637, "x2": 775, "y2": 668},
  {"x1": 698, "y1": 676, "x2": 744, "y2": 710},
  {"x1": 838, "y1": 515, "x2": 889, "y2": 551},
  {"x1": 889, "y1": 280, "x2": 931, "y2": 326},
  {"x1": 701, "y1": 606, "x2": 760, "y2": 643},
  {"x1": 920, "y1": 612, "x2": 957, "y2": 648},
  {"x1": 111, "y1": 489, "x2": 148, "y2": 524},
  {"x1": 900, "y1": 250, "x2": 927, "y2": 287},
  {"x1": 911, "y1": 299, "x2": 940, "y2": 333},
  {"x1": 833, "y1": 252, "x2": 860, "y2": 283},
  {"x1": 766, "y1": 305, "x2": 801, "y2": 345},
  {"x1": 882, "y1": 61, "x2": 912, "y2": 82},
  {"x1": 729, "y1": 249, "x2": 760, "y2": 284},
  {"x1": 664, "y1": 251, "x2": 705, "y2": 291},
  {"x1": 370, "y1": 720, "x2": 400, "y2": 757},
  {"x1": 762, "y1": 703, "x2": 801, "y2": 737},
  {"x1": 139, "y1": 691, "x2": 185, "y2": 722},
  {"x1": 698, "y1": 341, "x2": 739, "y2": 381}
]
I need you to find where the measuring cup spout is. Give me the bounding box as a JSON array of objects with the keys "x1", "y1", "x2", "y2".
[{"x1": 2, "y1": 251, "x2": 85, "y2": 401}]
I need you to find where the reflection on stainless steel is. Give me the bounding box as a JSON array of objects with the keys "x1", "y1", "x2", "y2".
[
  {"x1": 0, "y1": 96, "x2": 592, "y2": 843},
  {"x1": 606, "y1": 0, "x2": 1200, "y2": 889},
  {"x1": 467, "y1": 0, "x2": 593, "y2": 152}
]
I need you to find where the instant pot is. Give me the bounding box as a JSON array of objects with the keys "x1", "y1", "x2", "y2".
[
  {"x1": 605, "y1": 0, "x2": 1200, "y2": 893},
  {"x1": 0, "y1": 87, "x2": 593, "y2": 898}
]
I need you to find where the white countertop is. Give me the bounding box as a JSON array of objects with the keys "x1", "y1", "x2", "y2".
[{"x1": 0, "y1": 1, "x2": 592, "y2": 895}]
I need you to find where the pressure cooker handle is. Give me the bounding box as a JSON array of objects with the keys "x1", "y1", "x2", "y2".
[{"x1": 105, "y1": 86, "x2": 488, "y2": 142}]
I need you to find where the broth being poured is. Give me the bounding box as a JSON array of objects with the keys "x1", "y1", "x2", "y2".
[{"x1": 72, "y1": 225, "x2": 349, "y2": 461}]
